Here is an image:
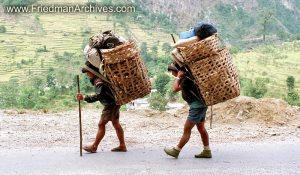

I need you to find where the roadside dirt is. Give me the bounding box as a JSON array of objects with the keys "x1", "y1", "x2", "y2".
[{"x1": 0, "y1": 96, "x2": 299, "y2": 150}]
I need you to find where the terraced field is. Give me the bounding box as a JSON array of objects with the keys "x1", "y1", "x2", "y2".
[
  {"x1": 0, "y1": 9, "x2": 172, "y2": 81},
  {"x1": 0, "y1": 2, "x2": 299, "y2": 99}
]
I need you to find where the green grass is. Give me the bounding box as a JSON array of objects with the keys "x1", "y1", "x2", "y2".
[
  {"x1": 0, "y1": 12, "x2": 173, "y2": 82},
  {"x1": 0, "y1": 5, "x2": 299, "y2": 102},
  {"x1": 233, "y1": 41, "x2": 300, "y2": 98}
]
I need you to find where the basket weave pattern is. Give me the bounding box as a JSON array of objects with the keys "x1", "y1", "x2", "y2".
[
  {"x1": 187, "y1": 48, "x2": 240, "y2": 106},
  {"x1": 102, "y1": 42, "x2": 151, "y2": 105},
  {"x1": 178, "y1": 34, "x2": 220, "y2": 63}
]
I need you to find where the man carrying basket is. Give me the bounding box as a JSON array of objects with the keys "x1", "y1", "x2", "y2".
[
  {"x1": 77, "y1": 61, "x2": 127, "y2": 153},
  {"x1": 163, "y1": 64, "x2": 212, "y2": 159},
  {"x1": 164, "y1": 21, "x2": 218, "y2": 159}
]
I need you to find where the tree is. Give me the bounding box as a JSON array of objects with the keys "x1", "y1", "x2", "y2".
[
  {"x1": 286, "y1": 76, "x2": 295, "y2": 91},
  {"x1": 259, "y1": 9, "x2": 274, "y2": 42},
  {"x1": 154, "y1": 73, "x2": 170, "y2": 96}
]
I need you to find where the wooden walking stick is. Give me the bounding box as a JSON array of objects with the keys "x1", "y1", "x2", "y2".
[
  {"x1": 77, "y1": 75, "x2": 83, "y2": 157},
  {"x1": 208, "y1": 92, "x2": 213, "y2": 129},
  {"x1": 171, "y1": 34, "x2": 176, "y2": 44},
  {"x1": 210, "y1": 105, "x2": 213, "y2": 129}
]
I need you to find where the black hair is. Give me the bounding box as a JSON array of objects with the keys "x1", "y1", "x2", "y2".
[
  {"x1": 194, "y1": 23, "x2": 217, "y2": 40},
  {"x1": 89, "y1": 77, "x2": 97, "y2": 86}
]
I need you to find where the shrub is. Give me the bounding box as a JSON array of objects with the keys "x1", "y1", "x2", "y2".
[
  {"x1": 18, "y1": 87, "x2": 37, "y2": 109},
  {"x1": 150, "y1": 45, "x2": 158, "y2": 57},
  {"x1": 33, "y1": 96, "x2": 48, "y2": 110},
  {"x1": 162, "y1": 42, "x2": 172, "y2": 54},
  {"x1": 45, "y1": 88, "x2": 59, "y2": 100},
  {"x1": 54, "y1": 52, "x2": 74, "y2": 63},
  {"x1": 285, "y1": 76, "x2": 299, "y2": 106},
  {"x1": 0, "y1": 79, "x2": 19, "y2": 108},
  {"x1": 229, "y1": 46, "x2": 241, "y2": 54},
  {"x1": 21, "y1": 59, "x2": 28, "y2": 65},
  {"x1": 285, "y1": 90, "x2": 300, "y2": 106},
  {"x1": 243, "y1": 78, "x2": 269, "y2": 99},
  {"x1": 276, "y1": 31, "x2": 290, "y2": 41},
  {"x1": 46, "y1": 70, "x2": 56, "y2": 88},
  {"x1": 154, "y1": 72, "x2": 170, "y2": 96},
  {"x1": 165, "y1": 79, "x2": 178, "y2": 101},
  {"x1": 81, "y1": 27, "x2": 91, "y2": 35},
  {"x1": 148, "y1": 92, "x2": 168, "y2": 111},
  {"x1": 36, "y1": 45, "x2": 48, "y2": 52},
  {"x1": 0, "y1": 25, "x2": 6, "y2": 33}
]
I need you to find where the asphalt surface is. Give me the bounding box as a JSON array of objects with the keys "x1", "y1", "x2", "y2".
[{"x1": 1, "y1": 141, "x2": 299, "y2": 175}]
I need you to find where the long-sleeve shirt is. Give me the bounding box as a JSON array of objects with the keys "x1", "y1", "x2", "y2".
[{"x1": 84, "y1": 81, "x2": 116, "y2": 106}]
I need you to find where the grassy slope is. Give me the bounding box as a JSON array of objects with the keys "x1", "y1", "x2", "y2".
[
  {"x1": 233, "y1": 41, "x2": 300, "y2": 97},
  {"x1": 0, "y1": 1, "x2": 299, "y2": 99},
  {"x1": 0, "y1": 9, "x2": 172, "y2": 81}
]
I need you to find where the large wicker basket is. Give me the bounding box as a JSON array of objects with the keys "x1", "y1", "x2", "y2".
[
  {"x1": 178, "y1": 33, "x2": 221, "y2": 63},
  {"x1": 101, "y1": 41, "x2": 151, "y2": 105},
  {"x1": 187, "y1": 48, "x2": 240, "y2": 106}
]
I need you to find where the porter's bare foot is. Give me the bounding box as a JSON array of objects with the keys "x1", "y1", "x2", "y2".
[
  {"x1": 111, "y1": 145, "x2": 127, "y2": 152},
  {"x1": 83, "y1": 145, "x2": 97, "y2": 153}
]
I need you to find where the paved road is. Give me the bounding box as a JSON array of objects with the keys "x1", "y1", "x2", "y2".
[{"x1": 1, "y1": 141, "x2": 299, "y2": 175}]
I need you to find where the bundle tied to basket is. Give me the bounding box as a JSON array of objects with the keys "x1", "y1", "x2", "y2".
[
  {"x1": 177, "y1": 33, "x2": 221, "y2": 64},
  {"x1": 101, "y1": 41, "x2": 151, "y2": 105}
]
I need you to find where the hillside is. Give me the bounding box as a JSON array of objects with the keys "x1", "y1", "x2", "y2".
[
  {"x1": 233, "y1": 41, "x2": 300, "y2": 97},
  {"x1": 0, "y1": 4, "x2": 172, "y2": 81},
  {"x1": 141, "y1": 0, "x2": 300, "y2": 44},
  {"x1": 0, "y1": 0, "x2": 299, "y2": 108}
]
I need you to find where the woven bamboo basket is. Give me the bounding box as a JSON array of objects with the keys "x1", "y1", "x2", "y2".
[
  {"x1": 178, "y1": 33, "x2": 220, "y2": 63},
  {"x1": 101, "y1": 41, "x2": 151, "y2": 105},
  {"x1": 187, "y1": 48, "x2": 240, "y2": 106}
]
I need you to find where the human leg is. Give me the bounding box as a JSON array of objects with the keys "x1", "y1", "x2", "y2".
[
  {"x1": 111, "y1": 119, "x2": 127, "y2": 152},
  {"x1": 164, "y1": 120, "x2": 195, "y2": 158},
  {"x1": 83, "y1": 118, "x2": 109, "y2": 153}
]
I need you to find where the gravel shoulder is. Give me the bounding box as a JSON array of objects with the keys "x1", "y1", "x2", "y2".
[{"x1": 0, "y1": 96, "x2": 299, "y2": 174}]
